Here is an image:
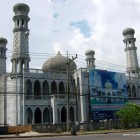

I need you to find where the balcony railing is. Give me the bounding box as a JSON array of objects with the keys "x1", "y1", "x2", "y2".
[
  {"x1": 24, "y1": 68, "x2": 67, "y2": 74},
  {"x1": 25, "y1": 93, "x2": 77, "y2": 100},
  {"x1": 126, "y1": 76, "x2": 140, "y2": 81}
]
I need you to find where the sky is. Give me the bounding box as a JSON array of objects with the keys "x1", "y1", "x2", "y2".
[{"x1": 1, "y1": 0, "x2": 140, "y2": 73}]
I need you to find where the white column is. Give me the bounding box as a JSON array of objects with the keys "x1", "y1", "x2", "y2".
[{"x1": 51, "y1": 98, "x2": 58, "y2": 124}]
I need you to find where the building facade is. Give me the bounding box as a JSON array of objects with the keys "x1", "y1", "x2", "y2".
[{"x1": 0, "y1": 3, "x2": 140, "y2": 126}]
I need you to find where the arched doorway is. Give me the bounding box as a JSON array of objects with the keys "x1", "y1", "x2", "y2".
[
  {"x1": 43, "y1": 107, "x2": 50, "y2": 123},
  {"x1": 34, "y1": 80, "x2": 41, "y2": 99},
  {"x1": 26, "y1": 107, "x2": 33, "y2": 124},
  {"x1": 35, "y1": 107, "x2": 42, "y2": 124},
  {"x1": 61, "y1": 106, "x2": 67, "y2": 123},
  {"x1": 69, "y1": 106, "x2": 74, "y2": 122}
]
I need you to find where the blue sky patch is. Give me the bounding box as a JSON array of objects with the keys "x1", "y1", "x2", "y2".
[
  {"x1": 70, "y1": 20, "x2": 91, "y2": 38},
  {"x1": 53, "y1": 13, "x2": 59, "y2": 19}
]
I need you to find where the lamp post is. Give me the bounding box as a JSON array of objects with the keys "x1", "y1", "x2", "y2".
[{"x1": 15, "y1": 31, "x2": 29, "y2": 136}]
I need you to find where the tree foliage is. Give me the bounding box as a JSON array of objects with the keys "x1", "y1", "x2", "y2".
[{"x1": 115, "y1": 103, "x2": 140, "y2": 129}]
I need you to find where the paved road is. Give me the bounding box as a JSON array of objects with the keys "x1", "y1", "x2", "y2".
[{"x1": 2, "y1": 132, "x2": 140, "y2": 140}]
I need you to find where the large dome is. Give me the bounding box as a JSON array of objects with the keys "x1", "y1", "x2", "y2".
[{"x1": 42, "y1": 51, "x2": 77, "y2": 72}]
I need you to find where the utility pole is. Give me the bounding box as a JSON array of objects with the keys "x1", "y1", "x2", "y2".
[{"x1": 66, "y1": 52, "x2": 77, "y2": 131}]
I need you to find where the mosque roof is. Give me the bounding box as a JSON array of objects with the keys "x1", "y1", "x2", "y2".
[{"x1": 42, "y1": 51, "x2": 77, "y2": 72}]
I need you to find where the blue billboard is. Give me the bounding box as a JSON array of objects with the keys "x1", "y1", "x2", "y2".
[{"x1": 89, "y1": 69, "x2": 127, "y2": 121}]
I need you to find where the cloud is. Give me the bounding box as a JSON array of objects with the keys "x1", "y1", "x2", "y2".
[
  {"x1": 92, "y1": 0, "x2": 102, "y2": 5},
  {"x1": 1, "y1": 0, "x2": 140, "y2": 73}
]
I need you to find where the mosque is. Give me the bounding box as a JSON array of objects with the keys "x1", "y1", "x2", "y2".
[{"x1": 0, "y1": 3, "x2": 140, "y2": 126}]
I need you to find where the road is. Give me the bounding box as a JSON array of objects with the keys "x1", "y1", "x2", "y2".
[{"x1": 2, "y1": 132, "x2": 140, "y2": 140}]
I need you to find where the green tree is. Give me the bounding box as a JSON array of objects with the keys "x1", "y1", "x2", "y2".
[{"x1": 115, "y1": 103, "x2": 140, "y2": 129}]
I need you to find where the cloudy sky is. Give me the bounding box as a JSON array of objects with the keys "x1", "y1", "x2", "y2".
[{"x1": 1, "y1": 0, "x2": 140, "y2": 73}]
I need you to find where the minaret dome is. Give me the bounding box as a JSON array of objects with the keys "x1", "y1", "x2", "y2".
[
  {"x1": 85, "y1": 49, "x2": 96, "y2": 69},
  {"x1": 13, "y1": 3, "x2": 30, "y2": 14}
]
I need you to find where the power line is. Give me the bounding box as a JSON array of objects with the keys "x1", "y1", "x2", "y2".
[
  {"x1": 6, "y1": 53, "x2": 126, "y2": 70},
  {"x1": 6, "y1": 49, "x2": 126, "y2": 68},
  {"x1": 5, "y1": 48, "x2": 127, "y2": 72}
]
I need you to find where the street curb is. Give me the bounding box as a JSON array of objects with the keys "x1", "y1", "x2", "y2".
[
  {"x1": 0, "y1": 134, "x2": 72, "y2": 139},
  {"x1": 0, "y1": 129, "x2": 140, "y2": 139}
]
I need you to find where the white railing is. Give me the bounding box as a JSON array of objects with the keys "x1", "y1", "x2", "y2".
[
  {"x1": 24, "y1": 68, "x2": 67, "y2": 74},
  {"x1": 25, "y1": 94, "x2": 76, "y2": 100}
]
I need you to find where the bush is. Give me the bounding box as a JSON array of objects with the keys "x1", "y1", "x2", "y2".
[{"x1": 115, "y1": 103, "x2": 140, "y2": 129}]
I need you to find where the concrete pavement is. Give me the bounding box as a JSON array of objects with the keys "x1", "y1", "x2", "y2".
[{"x1": 0, "y1": 128, "x2": 140, "y2": 139}]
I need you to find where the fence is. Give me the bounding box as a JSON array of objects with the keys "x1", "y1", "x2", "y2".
[{"x1": 8, "y1": 125, "x2": 32, "y2": 134}]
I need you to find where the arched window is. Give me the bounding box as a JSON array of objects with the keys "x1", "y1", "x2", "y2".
[
  {"x1": 59, "y1": 81, "x2": 65, "y2": 94},
  {"x1": 21, "y1": 60, "x2": 25, "y2": 73},
  {"x1": 127, "y1": 85, "x2": 131, "y2": 98},
  {"x1": 25, "y1": 79, "x2": 32, "y2": 99},
  {"x1": 137, "y1": 86, "x2": 140, "y2": 98},
  {"x1": 132, "y1": 85, "x2": 136, "y2": 98},
  {"x1": 51, "y1": 81, "x2": 57, "y2": 94},
  {"x1": 34, "y1": 80, "x2": 41, "y2": 99},
  {"x1": 17, "y1": 20, "x2": 19, "y2": 27},
  {"x1": 42, "y1": 80, "x2": 49, "y2": 99},
  {"x1": 22, "y1": 20, "x2": 24, "y2": 27}
]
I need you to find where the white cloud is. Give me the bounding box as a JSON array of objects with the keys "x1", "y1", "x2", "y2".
[
  {"x1": 1, "y1": 0, "x2": 140, "y2": 73},
  {"x1": 92, "y1": 0, "x2": 102, "y2": 5},
  {"x1": 52, "y1": 42, "x2": 63, "y2": 53}
]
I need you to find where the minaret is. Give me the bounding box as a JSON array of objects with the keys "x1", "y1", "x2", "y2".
[
  {"x1": 122, "y1": 28, "x2": 139, "y2": 77},
  {"x1": 11, "y1": 3, "x2": 30, "y2": 74},
  {"x1": 85, "y1": 50, "x2": 96, "y2": 69},
  {"x1": 0, "y1": 37, "x2": 7, "y2": 74}
]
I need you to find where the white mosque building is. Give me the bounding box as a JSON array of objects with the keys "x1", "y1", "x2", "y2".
[{"x1": 0, "y1": 3, "x2": 140, "y2": 126}]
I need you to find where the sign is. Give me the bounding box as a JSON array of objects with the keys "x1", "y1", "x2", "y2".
[
  {"x1": 89, "y1": 69, "x2": 127, "y2": 120},
  {"x1": 92, "y1": 111, "x2": 118, "y2": 120}
]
